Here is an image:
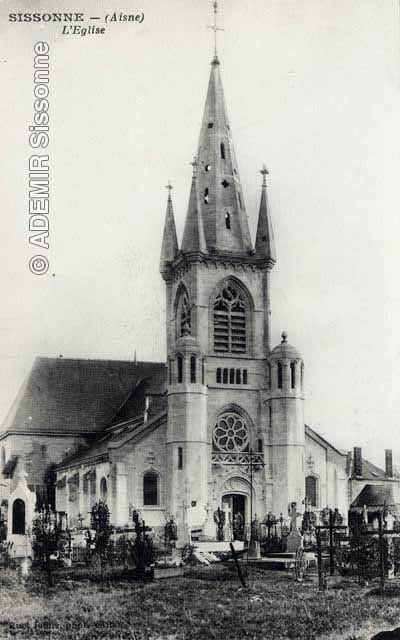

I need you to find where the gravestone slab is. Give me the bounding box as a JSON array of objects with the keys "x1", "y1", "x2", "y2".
[
  {"x1": 286, "y1": 506, "x2": 304, "y2": 553},
  {"x1": 247, "y1": 540, "x2": 261, "y2": 559}
]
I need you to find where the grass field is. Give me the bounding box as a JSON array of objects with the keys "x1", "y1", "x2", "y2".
[{"x1": 1, "y1": 563, "x2": 400, "y2": 640}]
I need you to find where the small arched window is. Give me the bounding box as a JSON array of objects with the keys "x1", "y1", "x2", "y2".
[
  {"x1": 143, "y1": 472, "x2": 159, "y2": 506},
  {"x1": 213, "y1": 283, "x2": 248, "y2": 354},
  {"x1": 277, "y1": 363, "x2": 283, "y2": 389},
  {"x1": 1, "y1": 447, "x2": 5, "y2": 468},
  {"x1": 204, "y1": 188, "x2": 209, "y2": 204},
  {"x1": 178, "y1": 447, "x2": 183, "y2": 470},
  {"x1": 100, "y1": 477, "x2": 107, "y2": 502},
  {"x1": 190, "y1": 355, "x2": 196, "y2": 383},
  {"x1": 220, "y1": 142, "x2": 226, "y2": 159},
  {"x1": 177, "y1": 355, "x2": 183, "y2": 384},
  {"x1": 225, "y1": 212, "x2": 231, "y2": 230},
  {"x1": 236, "y1": 369, "x2": 241, "y2": 385},
  {"x1": 216, "y1": 368, "x2": 222, "y2": 383},
  {"x1": 258, "y1": 438, "x2": 263, "y2": 453},
  {"x1": 223, "y1": 368, "x2": 228, "y2": 384},
  {"x1": 290, "y1": 362, "x2": 296, "y2": 389},
  {"x1": 305, "y1": 476, "x2": 317, "y2": 507},
  {"x1": 243, "y1": 369, "x2": 248, "y2": 385},
  {"x1": 229, "y1": 369, "x2": 235, "y2": 384},
  {"x1": 12, "y1": 499, "x2": 25, "y2": 535}
]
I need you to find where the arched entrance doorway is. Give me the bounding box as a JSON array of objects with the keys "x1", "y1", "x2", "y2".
[
  {"x1": 222, "y1": 494, "x2": 246, "y2": 540},
  {"x1": 220, "y1": 476, "x2": 253, "y2": 541}
]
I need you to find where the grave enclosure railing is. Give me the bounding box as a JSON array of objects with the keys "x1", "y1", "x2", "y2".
[{"x1": 315, "y1": 512, "x2": 400, "y2": 590}]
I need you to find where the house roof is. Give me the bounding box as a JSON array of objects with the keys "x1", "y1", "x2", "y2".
[
  {"x1": 359, "y1": 458, "x2": 390, "y2": 481},
  {"x1": 57, "y1": 410, "x2": 168, "y2": 470},
  {"x1": 0, "y1": 357, "x2": 166, "y2": 437},
  {"x1": 351, "y1": 484, "x2": 395, "y2": 508}
]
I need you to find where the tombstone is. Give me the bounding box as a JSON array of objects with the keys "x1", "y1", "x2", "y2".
[
  {"x1": 202, "y1": 505, "x2": 216, "y2": 540},
  {"x1": 248, "y1": 539, "x2": 261, "y2": 560},
  {"x1": 248, "y1": 514, "x2": 261, "y2": 559},
  {"x1": 175, "y1": 521, "x2": 190, "y2": 549},
  {"x1": 286, "y1": 503, "x2": 304, "y2": 553}
]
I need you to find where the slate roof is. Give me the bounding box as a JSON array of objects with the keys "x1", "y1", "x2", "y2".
[
  {"x1": 358, "y1": 459, "x2": 391, "y2": 481},
  {"x1": 351, "y1": 484, "x2": 395, "y2": 507},
  {"x1": 57, "y1": 410, "x2": 167, "y2": 471},
  {"x1": 0, "y1": 357, "x2": 167, "y2": 436}
]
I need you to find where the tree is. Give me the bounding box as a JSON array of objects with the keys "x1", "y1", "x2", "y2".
[
  {"x1": 31, "y1": 506, "x2": 61, "y2": 587},
  {"x1": 90, "y1": 500, "x2": 112, "y2": 584}
]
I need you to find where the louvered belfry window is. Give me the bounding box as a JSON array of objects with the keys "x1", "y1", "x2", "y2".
[{"x1": 213, "y1": 284, "x2": 246, "y2": 353}]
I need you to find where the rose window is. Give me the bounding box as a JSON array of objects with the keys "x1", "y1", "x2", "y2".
[{"x1": 213, "y1": 413, "x2": 249, "y2": 452}]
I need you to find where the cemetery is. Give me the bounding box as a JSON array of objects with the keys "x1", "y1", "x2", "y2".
[{"x1": 2, "y1": 499, "x2": 400, "y2": 639}]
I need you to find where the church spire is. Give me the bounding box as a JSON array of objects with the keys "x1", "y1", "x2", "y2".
[
  {"x1": 181, "y1": 4, "x2": 253, "y2": 257},
  {"x1": 255, "y1": 165, "x2": 276, "y2": 264},
  {"x1": 159, "y1": 182, "x2": 179, "y2": 273},
  {"x1": 181, "y1": 158, "x2": 207, "y2": 253}
]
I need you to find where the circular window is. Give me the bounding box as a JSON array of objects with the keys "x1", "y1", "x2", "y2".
[{"x1": 213, "y1": 412, "x2": 249, "y2": 452}]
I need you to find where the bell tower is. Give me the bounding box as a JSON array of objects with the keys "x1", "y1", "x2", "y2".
[{"x1": 160, "y1": 2, "x2": 279, "y2": 531}]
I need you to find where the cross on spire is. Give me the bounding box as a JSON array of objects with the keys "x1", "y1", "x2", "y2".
[
  {"x1": 207, "y1": 1, "x2": 224, "y2": 62},
  {"x1": 260, "y1": 164, "x2": 269, "y2": 187},
  {"x1": 165, "y1": 181, "x2": 173, "y2": 199}
]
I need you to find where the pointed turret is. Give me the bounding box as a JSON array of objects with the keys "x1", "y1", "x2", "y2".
[
  {"x1": 255, "y1": 166, "x2": 276, "y2": 264},
  {"x1": 181, "y1": 158, "x2": 207, "y2": 253},
  {"x1": 159, "y1": 183, "x2": 179, "y2": 273},
  {"x1": 181, "y1": 55, "x2": 253, "y2": 256}
]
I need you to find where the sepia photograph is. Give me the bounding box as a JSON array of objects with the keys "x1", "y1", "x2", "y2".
[{"x1": 1, "y1": 1, "x2": 400, "y2": 638}]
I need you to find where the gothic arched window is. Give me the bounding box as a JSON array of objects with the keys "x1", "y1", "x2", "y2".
[
  {"x1": 143, "y1": 471, "x2": 159, "y2": 506},
  {"x1": 213, "y1": 283, "x2": 247, "y2": 354},
  {"x1": 176, "y1": 288, "x2": 191, "y2": 337},
  {"x1": 12, "y1": 499, "x2": 25, "y2": 535},
  {"x1": 305, "y1": 476, "x2": 318, "y2": 508},
  {"x1": 100, "y1": 477, "x2": 107, "y2": 503},
  {"x1": 213, "y1": 412, "x2": 249, "y2": 453}
]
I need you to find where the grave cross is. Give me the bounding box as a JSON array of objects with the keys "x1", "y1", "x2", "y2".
[
  {"x1": 132, "y1": 510, "x2": 153, "y2": 579},
  {"x1": 316, "y1": 509, "x2": 347, "y2": 587},
  {"x1": 264, "y1": 512, "x2": 277, "y2": 544},
  {"x1": 359, "y1": 509, "x2": 400, "y2": 590}
]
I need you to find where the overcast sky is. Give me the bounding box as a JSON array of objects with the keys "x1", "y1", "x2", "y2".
[{"x1": 1, "y1": 0, "x2": 400, "y2": 468}]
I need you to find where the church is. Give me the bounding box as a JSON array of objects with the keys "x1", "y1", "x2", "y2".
[{"x1": 1, "y1": 25, "x2": 399, "y2": 555}]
